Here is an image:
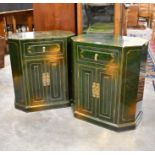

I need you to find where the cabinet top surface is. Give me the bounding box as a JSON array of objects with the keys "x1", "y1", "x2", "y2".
[
  {"x1": 8, "y1": 30, "x2": 74, "y2": 40},
  {"x1": 72, "y1": 34, "x2": 148, "y2": 47}
]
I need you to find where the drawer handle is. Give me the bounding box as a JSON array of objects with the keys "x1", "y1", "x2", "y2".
[
  {"x1": 42, "y1": 46, "x2": 46, "y2": 53},
  {"x1": 94, "y1": 53, "x2": 99, "y2": 61},
  {"x1": 28, "y1": 46, "x2": 46, "y2": 54}
]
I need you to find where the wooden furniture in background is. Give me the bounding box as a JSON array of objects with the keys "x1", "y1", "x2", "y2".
[
  {"x1": 0, "y1": 17, "x2": 6, "y2": 37},
  {"x1": 127, "y1": 5, "x2": 139, "y2": 27},
  {"x1": 0, "y1": 36, "x2": 5, "y2": 68},
  {"x1": 33, "y1": 3, "x2": 76, "y2": 34},
  {"x1": 0, "y1": 9, "x2": 33, "y2": 55},
  {"x1": 121, "y1": 4, "x2": 127, "y2": 36},
  {"x1": 76, "y1": 3, "x2": 126, "y2": 36},
  {"x1": 138, "y1": 3, "x2": 152, "y2": 27},
  {"x1": 127, "y1": 3, "x2": 155, "y2": 28},
  {"x1": 0, "y1": 9, "x2": 33, "y2": 37},
  {"x1": 114, "y1": 4, "x2": 127, "y2": 36},
  {"x1": 114, "y1": 4, "x2": 122, "y2": 36},
  {"x1": 76, "y1": 4, "x2": 83, "y2": 35},
  {"x1": 0, "y1": 3, "x2": 127, "y2": 37},
  {"x1": 152, "y1": 21, "x2": 155, "y2": 41},
  {"x1": 138, "y1": 4, "x2": 152, "y2": 19}
]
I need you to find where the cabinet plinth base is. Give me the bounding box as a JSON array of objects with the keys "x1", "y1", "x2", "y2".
[
  {"x1": 74, "y1": 111, "x2": 143, "y2": 131},
  {"x1": 15, "y1": 101, "x2": 70, "y2": 112}
]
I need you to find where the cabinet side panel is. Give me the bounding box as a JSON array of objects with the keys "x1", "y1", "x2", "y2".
[
  {"x1": 67, "y1": 37, "x2": 74, "y2": 101},
  {"x1": 8, "y1": 40, "x2": 25, "y2": 105},
  {"x1": 136, "y1": 44, "x2": 148, "y2": 117},
  {"x1": 72, "y1": 42, "x2": 77, "y2": 106},
  {"x1": 120, "y1": 47, "x2": 141, "y2": 123}
]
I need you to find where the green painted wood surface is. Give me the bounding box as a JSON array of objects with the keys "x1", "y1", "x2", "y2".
[
  {"x1": 8, "y1": 30, "x2": 74, "y2": 40},
  {"x1": 72, "y1": 34, "x2": 148, "y2": 130},
  {"x1": 8, "y1": 30, "x2": 74, "y2": 112},
  {"x1": 72, "y1": 33, "x2": 148, "y2": 47}
]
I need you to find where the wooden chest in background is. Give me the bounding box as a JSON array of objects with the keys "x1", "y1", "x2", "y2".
[{"x1": 127, "y1": 5, "x2": 139, "y2": 27}]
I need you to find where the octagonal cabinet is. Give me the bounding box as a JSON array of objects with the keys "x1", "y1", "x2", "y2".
[
  {"x1": 71, "y1": 33, "x2": 148, "y2": 131},
  {"x1": 8, "y1": 30, "x2": 74, "y2": 112}
]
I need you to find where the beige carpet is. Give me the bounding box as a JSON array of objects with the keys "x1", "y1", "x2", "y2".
[{"x1": 0, "y1": 55, "x2": 155, "y2": 151}]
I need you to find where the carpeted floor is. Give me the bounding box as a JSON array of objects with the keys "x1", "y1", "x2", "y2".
[
  {"x1": 149, "y1": 41, "x2": 155, "y2": 65},
  {"x1": 0, "y1": 55, "x2": 155, "y2": 151},
  {"x1": 148, "y1": 48, "x2": 155, "y2": 91},
  {"x1": 127, "y1": 28, "x2": 155, "y2": 91},
  {"x1": 146, "y1": 53, "x2": 155, "y2": 79}
]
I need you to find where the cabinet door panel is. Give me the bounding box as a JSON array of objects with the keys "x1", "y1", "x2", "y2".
[
  {"x1": 26, "y1": 61, "x2": 45, "y2": 105},
  {"x1": 77, "y1": 65, "x2": 96, "y2": 116},
  {"x1": 97, "y1": 68, "x2": 116, "y2": 122},
  {"x1": 45, "y1": 58, "x2": 66, "y2": 103}
]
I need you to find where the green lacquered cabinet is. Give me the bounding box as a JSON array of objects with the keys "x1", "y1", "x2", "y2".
[
  {"x1": 8, "y1": 30, "x2": 74, "y2": 112},
  {"x1": 72, "y1": 34, "x2": 148, "y2": 130}
]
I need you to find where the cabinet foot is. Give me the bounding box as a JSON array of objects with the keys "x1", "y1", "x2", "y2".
[
  {"x1": 74, "y1": 111, "x2": 143, "y2": 131},
  {"x1": 15, "y1": 101, "x2": 71, "y2": 112}
]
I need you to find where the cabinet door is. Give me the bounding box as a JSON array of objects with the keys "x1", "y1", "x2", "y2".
[
  {"x1": 45, "y1": 58, "x2": 67, "y2": 103},
  {"x1": 76, "y1": 65, "x2": 96, "y2": 116},
  {"x1": 96, "y1": 68, "x2": 117, "y2": 122},
  {"x1": 25, "y1": 57, "x2": 67, "y2": 106},
  {"x1": 25, "y1": 60, "x2": 45, "y2": 106}
]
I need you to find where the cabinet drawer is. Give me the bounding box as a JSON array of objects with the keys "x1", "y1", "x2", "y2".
[
  {"x1": 77, "y1": 45, "x2": 118, "y2": 64},
  {"x1": 23, "y1": 40, "x2": 65, "y2": 57}
]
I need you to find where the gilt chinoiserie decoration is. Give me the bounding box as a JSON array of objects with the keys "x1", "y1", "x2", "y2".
[
  {"x1": 8, "y1": 30, "x2": 74, "y2": 112},
  {"x1": 72, "y1": 33, "x2": 148, "y2": 130}
]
